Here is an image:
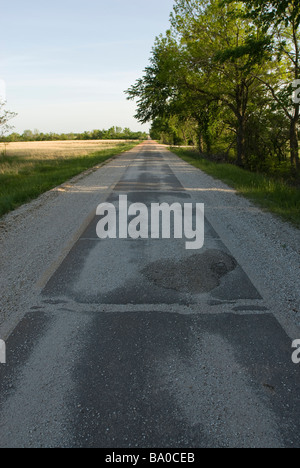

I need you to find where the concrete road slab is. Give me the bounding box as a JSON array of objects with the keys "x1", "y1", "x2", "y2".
[{"x1": 0, "y1": 141, "x2": 299, "y2": 448}]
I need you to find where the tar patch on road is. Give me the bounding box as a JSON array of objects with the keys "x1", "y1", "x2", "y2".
[{"x1": 141, "y1": 249, "x2": 237, "y2": 294}]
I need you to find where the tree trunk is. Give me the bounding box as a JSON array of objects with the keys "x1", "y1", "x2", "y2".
[
  {"x1": 236, "y1": 115, "x2": 246, "y2": 167},
  {"x1": 198, "y1": 133, "x2": 204, "y2": 153},
  {"x1": 204, "y1": 131, "x2": 212, "y2": 155},
  {"x1": 206, "y1": 140, "x2": 212, "y2": 155},
  {"x1": 290, "y1": 117, "x2": 299, "y2": 172}
]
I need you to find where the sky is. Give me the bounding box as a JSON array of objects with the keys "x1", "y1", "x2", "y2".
[{"x1": 0, "y1": 0, "x2": 175, "y2": 134}]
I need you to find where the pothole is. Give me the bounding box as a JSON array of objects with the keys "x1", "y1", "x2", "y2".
[{"x1": 142, "y1": 249, "x2": 237, "y2": 294}]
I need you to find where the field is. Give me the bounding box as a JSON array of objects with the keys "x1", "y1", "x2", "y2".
[
  {"x1": 0, "y1": 140, "x2": 137, "y2": 159},
  {"x1": 0, "y1": 140, "x2": 140, "y2": 217}
]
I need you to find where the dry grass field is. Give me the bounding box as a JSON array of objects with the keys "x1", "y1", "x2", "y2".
[
  {"x1": 0, "y1": 139, "x2": 136, "y2": 161},
  {"x1": 0, "y1": 139, "x2": 139, "y2": 217}
]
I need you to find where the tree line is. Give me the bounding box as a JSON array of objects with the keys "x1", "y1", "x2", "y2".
[
  {"x1": 0, "y1": 126, "x2": 148, "y2": 142},
  {"x1": 126, "y1": 0, "x2": 300, "y2": 176}
]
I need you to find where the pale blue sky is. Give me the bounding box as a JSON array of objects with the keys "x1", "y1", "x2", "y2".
[{"x1": 0, "y1": 0, "x2": 175, "y2": 134}]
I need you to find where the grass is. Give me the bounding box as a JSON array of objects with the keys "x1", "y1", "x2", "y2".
[
  {"x1": 0, "y1": 140, "x2": 140, "y2": 218},
  {"x1": 170, "y1": 147, "x2": 300, "y2": 228}
]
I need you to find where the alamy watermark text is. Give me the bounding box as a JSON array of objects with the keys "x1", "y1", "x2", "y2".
[
  {"x1": 292, "y1": 80, "x2": 300, "y2": 104},
  {"x1": 96, "y1": 195, "x2": 205, "y2": 250},
  {"x1": 0, "y1": 340, "x2": 6, "y2": 364},
  {"x1": 292, "y1": 340, "x2": 300, "y2": 364}
]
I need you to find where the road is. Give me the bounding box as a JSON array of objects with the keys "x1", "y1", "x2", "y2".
[{"x1": 0, "y1": 140, "x2": 299, "y2": 448}]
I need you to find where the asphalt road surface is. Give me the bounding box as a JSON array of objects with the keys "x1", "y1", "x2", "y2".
[{"x1": 0, "y1": 141, "x2": 299, "y2": 448}]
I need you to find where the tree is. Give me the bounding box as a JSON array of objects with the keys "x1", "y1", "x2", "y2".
[
  {"x1": 22, "y1": 129, "x2": 34, "y2": 141},
  {"x1": 0, "y1": 101, "x2": 17, "y2": 137},
  {"x1": 126, "y1": 0, "x2": 272, "y2": 165},
  {"x1": 125, "y1": 30, "x2": 219, "y2": 151},
  {"x1": 225, "y1": 0, "x2": 300, "y2": 169},
  {"x1": 171, "y1": 0, "x2": 275, "y2": 165},
  {"x1": 126, "y1": 33, "x2": 182, "y2": 124}
]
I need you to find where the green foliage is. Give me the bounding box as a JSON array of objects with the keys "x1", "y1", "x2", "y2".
[{"x1": 227, "y1": 0, "x2": 300, "y2": 29}]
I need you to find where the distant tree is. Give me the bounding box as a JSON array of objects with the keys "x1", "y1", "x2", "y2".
[
  {"x1": 7, "y1": 132, "x2": 21, "y2": 142},
  {"x1": 91, "y1": 129, "x2": 103, "y2": 139},
  {"x1": 122, "y1": 127, "x2": 132, "y2": 137},
  {"x1": 1, "y1": 126, "x2": 147, "y2": 143},
  {"x1": 22, "y1": 129, "x2": 34, "y2": 141}
]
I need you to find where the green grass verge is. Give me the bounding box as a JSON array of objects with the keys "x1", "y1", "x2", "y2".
[
  {"x1": 0, "y1": 142, "x2": 139, "y2": 218},
  {"x1": 170, "y1": 147, "x2": 300, "y2": 228}
]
